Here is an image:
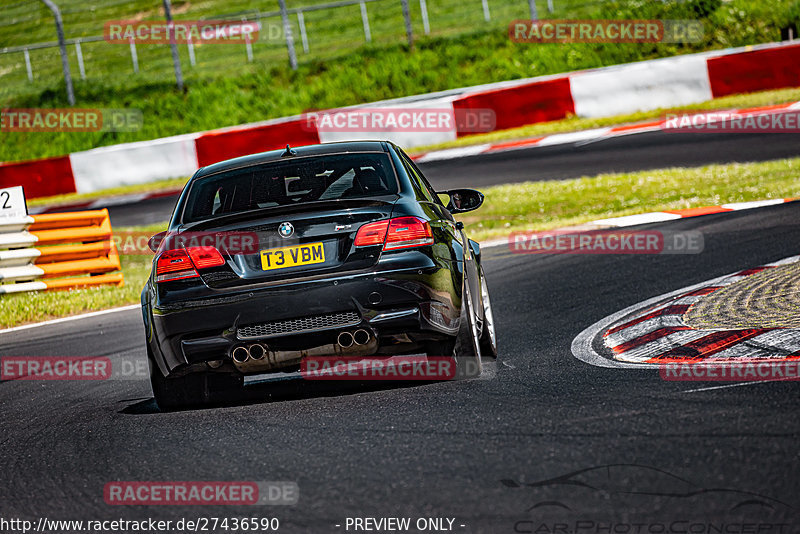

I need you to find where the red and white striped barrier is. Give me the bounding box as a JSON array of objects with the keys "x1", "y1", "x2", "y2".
[
  {"x1": 413, "y1": 100, "x2": 800, "y2": 162},
  {"x1": 3, "y1": 40, "x2": 800, "y2": 200}
]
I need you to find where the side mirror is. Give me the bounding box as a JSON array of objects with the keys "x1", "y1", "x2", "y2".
[
  {"x1": 438, "y1": 188, "x2": 484, "y2": 213},
  {"x1": 148, "y1": 231, "x2": 167, "y2": 253}
]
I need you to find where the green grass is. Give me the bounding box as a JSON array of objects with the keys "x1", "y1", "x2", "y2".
[
  {"x1": 0, "y1": 254, "x2": 152, "y2": 329},
  {"x1": 3, "y1": 157, "x2": 799, "y2": 328},
  {"x1": 2, "y1": 0, "x2": 799, "y2": 163},
  {"x1": 0, "y1": 222, "x2": 167, "y2": 329},
  {"x1": 458, "y1": 157, "x2": 800, "y2": 242}
]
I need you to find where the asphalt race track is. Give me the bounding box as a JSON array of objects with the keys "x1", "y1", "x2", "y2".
[
  {"x1": 103, "y1": 130, "x2": 800, "y2": 227},
  {"x1": 2, "y1": 202, "x2": 799, "y2": 531}
]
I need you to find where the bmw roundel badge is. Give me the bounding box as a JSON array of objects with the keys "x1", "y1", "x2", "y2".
[{"x1": 278, "y1": 222, "x2": 294, "y2": 238}]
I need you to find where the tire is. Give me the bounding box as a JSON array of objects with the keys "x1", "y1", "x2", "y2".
[
  {"x1": 452, "y1": 280, "x2": 482, "y2": 379},
  {"x1": 478, "y1": 266, "x2": 498, "y2": 359},
  {"x1": 149, "y1": 355, "x2": 242, "y2": 411}
]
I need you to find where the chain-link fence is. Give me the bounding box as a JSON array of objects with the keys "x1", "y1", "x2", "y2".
[{"x1": 0, "y1": 0, "x2": 608, "y2": 101}]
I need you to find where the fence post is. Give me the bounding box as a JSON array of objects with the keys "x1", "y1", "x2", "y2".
[
  {"x1": 75, "y1": 40, "x2": 86, "y2": 79},
  {"x1": 278, "y1": 0, "x2": 298, "y2": 70},
  {"x1": 360, "y1": 1, "x2": 372, "y2": 43},
  {"x1": 128, "y1": 37, "x2": 139, "y2": 73},
  {"x1": 297, "y1": 11, "x2": 310, "y2": 53},
  {"x1": 481, "y1": 0, "x2": 490, "y2": 21},
  {"x1": 23, "y1": 48, "x2": 33, "y2": 81},
  {"x1": 162, "y1": 0, "x2": 184, "y2": 91},
  {"x1": 401, "y1": 0, "x2": 414, "y2": 49},
  {"x1": 39, "y1": 0, "x2": 75, "y2": 105},
  {"x1": 419, "y1": 0, "x2": 430, "y2": 35},
  {"x1": 187, "y1": 34, "x2": 196, "y2": 66},
  {"x1": 243, "y1": 17, "x2": 254, "y2": 61},
  {"x1": 529, "y1": 0, "x2": 538, "y2": 21}
]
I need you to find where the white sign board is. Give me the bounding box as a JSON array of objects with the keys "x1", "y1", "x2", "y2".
[{"x1": 0, "y1": 186, "x2": 27, "y2": 219}]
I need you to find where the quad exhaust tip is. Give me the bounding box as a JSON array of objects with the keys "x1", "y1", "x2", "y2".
[
  {"x1": 337, "y1": 329, "x2": 371, "y2": 348},
  {"x1": 234, "y1": 331, "x2": 372, "y2": 361},
  {"x1": 353, "y1": 329, "x2": 370, "y2": 346},
  {"x1": 231, "y1": 346, "x2": 250, "y2": 364},
  {"x1": 232, "y1": 344, "x2": 268, "y2": 363},
  {"x1": 249, "y1": 344, "x2": 267, "y2": 360},
  {"x1": 337, "y1": 331, "x2": 354, "y2": 348}
]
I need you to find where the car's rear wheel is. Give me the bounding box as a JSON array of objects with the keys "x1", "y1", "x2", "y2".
[
  {"x1": 149, "y1": 354, "x2": 242, "y2": 411},
  {"x1": 478, "y1": 266, "x2": 498, "y2": 359},
  {"x1": 425, "y1": 280, "x2": 482, "y2": 379},
  {"x1": 452, "y1": 281, "x2": 482, "y2": 379}
]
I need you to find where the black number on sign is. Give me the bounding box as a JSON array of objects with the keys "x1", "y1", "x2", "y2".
[{"x1": 0, "y1": 192, "x2": 10, "y2": 209}]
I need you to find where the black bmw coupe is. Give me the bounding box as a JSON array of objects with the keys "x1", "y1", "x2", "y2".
[{"x1": 142, "y1": 140, "x2": 496, "y2": 410}]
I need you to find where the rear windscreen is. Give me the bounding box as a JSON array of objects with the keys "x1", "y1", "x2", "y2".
[{"x1": 182, "y1": 153, "x2": 398, "y2": 223}]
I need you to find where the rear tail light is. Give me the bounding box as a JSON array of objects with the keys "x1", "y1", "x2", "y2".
[
  {"x1": 354, "y1": 220, "x2": 390, "y2": 247},
  {"x1": 186, "y1": 246, "x2": 225, "y2": 269},
  {"x1": 156, "y1": 246, "x2": 225, "y2": 283},
  {"x1": 354, "y1": 217, "x2": 433, "y2": 251},
  {"x1": 384, "y1": 217, "x2": 434, "y2": 250},
  {"x1": 156, "y1": 249, "x2": 199, "y2": 283}
]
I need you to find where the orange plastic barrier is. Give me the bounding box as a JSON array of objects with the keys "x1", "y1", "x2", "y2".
[{"x1": 0, "y1": 208, "x2": 124, "y2": 293}]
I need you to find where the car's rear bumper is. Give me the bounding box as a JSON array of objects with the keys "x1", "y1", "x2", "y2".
[{"x1": 144, "y1": 253, "x2": 464, "y2": 376}]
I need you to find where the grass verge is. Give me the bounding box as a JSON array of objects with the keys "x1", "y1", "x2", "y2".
[
  {"x1": 459, "y1": 157, "x2": 800, "y2": 242},
  {"x1": 0, "y1": 223, "x2": 166, "y2": 329},
  {"x1": 2, "y1": 156, "x2": 799, "y2": 328}
]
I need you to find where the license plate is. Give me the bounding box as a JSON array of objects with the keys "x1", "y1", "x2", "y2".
[{"x1": 260, "y1": 242, "x2": 325, "y2": 271}]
